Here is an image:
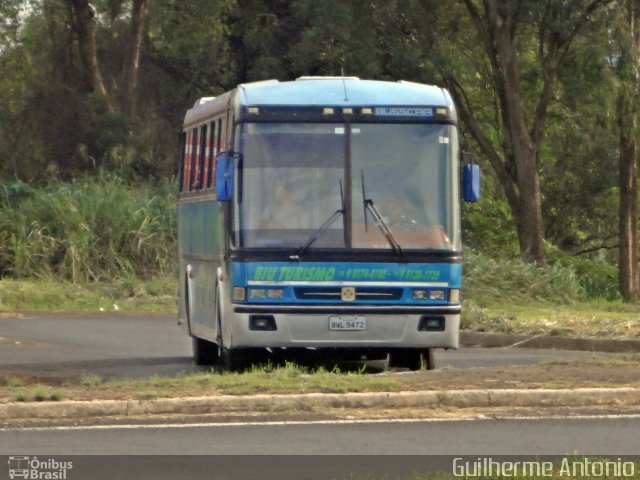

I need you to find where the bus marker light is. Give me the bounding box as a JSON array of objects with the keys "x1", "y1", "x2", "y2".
[
  {"x1": 248, "y1": 107, "x2": 260, "y2": 114},
  {"x1": 233, "y1": 287, "x2": 246, "y2": 301},
  {"x1": 323, "y1": 107, "x2": 335, "y2": 115},
  {"x1": 450, "y1": 289, "x2": 460, "y2": 303}
]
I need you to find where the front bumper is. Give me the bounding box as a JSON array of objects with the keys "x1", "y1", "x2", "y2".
[{"x1": 229, "y1": 304, "x2": 460, "y2": 349}]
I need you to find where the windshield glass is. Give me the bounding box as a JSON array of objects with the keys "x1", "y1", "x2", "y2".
[{"x1": 236, "y1": 122, "x2": 460, "y2": 251}]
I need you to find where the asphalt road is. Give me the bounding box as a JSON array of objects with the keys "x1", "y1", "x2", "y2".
[
  {"x1": 3, "y1": 416, "x2": 640, "y2": 455},
  {"x1": 1, "y1": 417, "x2": 639, "y2": 479},
  {"x1": 0, "y1": 312, "x2": 608, "y2": 381},
  {"x1": 1, "y1": 313, "x2": 637, "y2": 480}
]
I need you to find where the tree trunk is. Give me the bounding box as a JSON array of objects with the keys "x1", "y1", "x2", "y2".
[
  {"x1": 70, "y1": 0, "x2": 110, "y2": 108},
  {"x1": 618, "y1": 131, "x2": 638, "y2": 301},
  {"x1": 617, "y1": 0, "x2": 640, "y2": 302},
  {"x1": 122, "y1": 0, "x2": 148, "y2": 119},
  {"x1": 493, "y1": 11, "x2": 547, "y2": 265}
]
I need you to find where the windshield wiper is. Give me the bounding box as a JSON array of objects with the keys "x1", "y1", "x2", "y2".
[
  {"x1": 361, "y1": 170, "x2": 405, "y2": 257},
  {"x1": 292, "y1": 180, "x2": 346, "y2": 260}
]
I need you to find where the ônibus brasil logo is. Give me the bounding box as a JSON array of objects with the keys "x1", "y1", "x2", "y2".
[{"x1": 8, "y1": 456, "x2": 73, "y2": 480}]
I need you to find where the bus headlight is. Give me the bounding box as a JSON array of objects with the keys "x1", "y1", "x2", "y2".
[
  {"x1": 414, "y1": 289, "x2": 447, "y2": 300},
  {"x1": 249, "y1": 288, "x2": 266, "y2": 299},
  {"x1": 429, "y1": 290, "x2": 445, "y2": 300},
  {"x1": 267, "y1": 289, "x2": 284, "y2": 299},
  {"x1": 249, "y1": 288, "x2": 284, "y2": 300},
  {"x1": 413, "y1": 289, "x2": 428, "y2": 300}
]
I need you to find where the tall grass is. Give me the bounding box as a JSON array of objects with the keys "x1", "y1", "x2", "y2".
[
  {"x1": 0, "y1": 172, "x2": 176, "y2": 282},
  {"x1": 463, "y1": 249, "x2": 586, "y2": 306}
]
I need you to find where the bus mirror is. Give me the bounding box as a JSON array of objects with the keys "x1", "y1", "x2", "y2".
[
  {"x1": 215, "y1": 153, "x2": 234, "y2": 201},
  {"x1": 462, "y1": 164, "x2": 480, "y2": 202}
]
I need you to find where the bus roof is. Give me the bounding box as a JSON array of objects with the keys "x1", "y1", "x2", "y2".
[
  {"x1": 238, "y1": 78, "x2": 451, "y2": 107},
  {"x1": 184, "y1": 78, "x2": 454, "y2": 127}
]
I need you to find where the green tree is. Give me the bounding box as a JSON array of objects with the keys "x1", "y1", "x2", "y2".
[
  {"x1": 389, "y1": 0, "x2": 607, "y2": 264},
  {"x1": 614, "y1": 0, "x2": 640, "y2": 301}
]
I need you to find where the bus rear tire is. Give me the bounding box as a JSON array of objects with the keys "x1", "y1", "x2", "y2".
[{"x1": 193, "y1": 336, "x2": 219, "y2": 365}]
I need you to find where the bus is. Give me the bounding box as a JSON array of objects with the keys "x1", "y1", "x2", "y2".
[{"x1": 177, "y1": 77, "x2": 480, "y2": 371}]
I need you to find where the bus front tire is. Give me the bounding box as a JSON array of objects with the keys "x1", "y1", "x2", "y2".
[
  {"x1": 220, "y1": 347, "x2": 249, "y2": 372},
  {"x1": 193, "y1": 336, "x2": 219, "y2": 365},
  {"x1": 388, "y1": 348, "x2": 435, "y2": 371}
]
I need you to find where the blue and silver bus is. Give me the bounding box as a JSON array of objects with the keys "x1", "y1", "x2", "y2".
[{"x1": 177, "y1": 77, "x2": 479, "y2": 371}]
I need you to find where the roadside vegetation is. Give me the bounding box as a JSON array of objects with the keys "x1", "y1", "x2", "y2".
[
  {"x1": 462, "y1": 250, "x2": 640, "y2": 339},
  {"x1": 1, "y1": 355, "x2": 639, "y2": 403},
  {"x1": 0, "y1": 362, "x2": 402, "y2": 402},
  {"x1": 0, "y1": 173, "x2": 175, "y2": 283},
  {"x1": 0, "y1": 175, "x2": 638, "y2": 339},
  {"x1": 0, "y1": 174, "x2": 176, "y2": 312}
]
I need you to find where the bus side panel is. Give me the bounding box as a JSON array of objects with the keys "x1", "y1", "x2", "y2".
[{"x1": 178, "y1": 197, "x2": 223, "y2": 341}]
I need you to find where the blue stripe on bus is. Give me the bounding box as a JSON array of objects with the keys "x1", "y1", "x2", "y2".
[{"x1": 232, "y1": 261, "x2": 461, "y2": 305}]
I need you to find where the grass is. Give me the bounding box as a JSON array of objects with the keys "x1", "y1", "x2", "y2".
[
  {"x1": 81, "y1": 374, "x2": 104, "y2": 387},
  {"x1": 463, "y1": 249, "x2": 586, "y2": 306},
  {"x1": 461, "y1": 300, "x2": 640, "y2": 339},
  {"x1": 0, "y1": 362, "x2": 403, "y2": 402},
  {"x1": 12, "y1": 385, "x2": 64, "y2": 402},
  {"x1": 0, "y1": 275, "x2": 175, "y2": 312},
  {"x1": 0, "y1": 173, "x2": 176, "y2": 283},
  {"x1": 460, "y1": 250, "x2": 640, "y2": 339},
  {"x1": 1, "y1": 355, "x2": 639, "y2": 403},
  {"x1": 108, "y1": 362, "x2": 400, "y2": 397}
]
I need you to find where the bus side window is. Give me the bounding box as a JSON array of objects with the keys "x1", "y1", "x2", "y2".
[
  {"x1": 182, "y1": 130, "x2": 192, "y2": 192},
  {"x1": 189, "y1": 127, "x2": 198, "y2": 190},
  {"x1": 179, "y1": 132, "x2": 186, "y2": 192},
  {"x1": 219, "y1": 117, "x2": 226, "y2": 154},
  {"x1": 202, "y1": 123, "x2": 210, "y2": 189},
  {"x1": 210, "y1": 118, "x2": 223, "y2": 189},
  {"x1": 206, "y1": 121, "x2": 216, "y2": 189},
  {"x1": 196, "y1": 124, "x2": 207, "y2": 189}
]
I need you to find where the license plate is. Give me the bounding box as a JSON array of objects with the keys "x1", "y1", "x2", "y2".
[{"x1": 329, "y1": 316, "x2": 366, "y2": 331}]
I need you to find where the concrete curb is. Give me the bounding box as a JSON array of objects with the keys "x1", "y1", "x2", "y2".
[
  {"x1": 460, "y1": 331, "x2": 640, "y2": 353},
  {"x1": 1, "y1": 388, "x2": 639, "y2": 421}
]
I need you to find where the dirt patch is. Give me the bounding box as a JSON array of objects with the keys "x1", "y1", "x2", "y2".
[{"x1": 391, "y1": 362, "x2": 640, "y2": 391}]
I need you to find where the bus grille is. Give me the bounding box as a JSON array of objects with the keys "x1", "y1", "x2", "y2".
[{"x1": 293, "y1": 287, "x2": 403, "y2": 301}]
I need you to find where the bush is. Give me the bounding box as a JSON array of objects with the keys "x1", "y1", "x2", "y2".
[
  {"x1": 462, "y1": 197, "x2": 520, "y2": 258},
  {"x1": 0, "y1": 171, "x2": 176, "y2": 282},
  {"x1": 463, "y1": 249, "x2": 586, "y2": 306},
  {"x1": 547, "y1": 250, "x2": 620, "y2": 301}
]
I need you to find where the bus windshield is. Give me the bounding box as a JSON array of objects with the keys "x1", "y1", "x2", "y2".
[{"x1": 236, "y1": 122, "x2": 460, "y2": 252}]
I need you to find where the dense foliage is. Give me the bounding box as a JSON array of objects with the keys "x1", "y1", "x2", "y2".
[
  {"x1": 0, "y1": 0, "x2": 639, "y2": 300},
  {"x1": 0, "y1": 174, "x2": 176, "y2": 282}
]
